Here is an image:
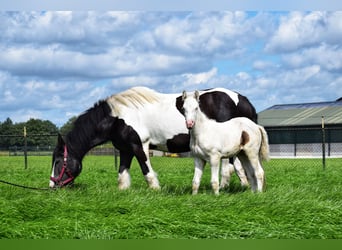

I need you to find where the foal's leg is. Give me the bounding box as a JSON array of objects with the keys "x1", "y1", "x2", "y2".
[
  {"x1": 254, "y1": 160, "x2": 265, "y2": 192},
  {"x1": 238, "y1": 152, "x2": 265, "y2": 192},
  {"x1": 233, "y1": 157, "x2": 249, "y2": 187},
  {"x1": 220, "y1": 158, "x2": 234, "y2": 189},
  {"x1": 210, "y1": 154, "x2": 221, "y2": 195},
  {"x1": 245, "y1": 147, "x2": 265, "y2": 192},
  {"x1": 192, "y1": 157, "x2": 206, "y2": 195},
  {"x1": 220, "y1": 158, "x2": 249, "y2": 189},
  {"x1": 237, "y1": 152, "x2": 258, "y2": 192}
]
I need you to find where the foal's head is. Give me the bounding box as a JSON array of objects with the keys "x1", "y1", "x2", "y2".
[{"x1": 181, "y1": 90, "x2": 200, "y2": 129}]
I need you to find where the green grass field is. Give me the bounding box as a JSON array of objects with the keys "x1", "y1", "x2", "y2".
[{"x1": 0, "y1": 155, "x2": 341, "y2": 239}]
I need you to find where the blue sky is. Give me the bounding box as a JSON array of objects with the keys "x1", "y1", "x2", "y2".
[{"x1": 0, "y1": 7, "x2": 342, "y2": 127}]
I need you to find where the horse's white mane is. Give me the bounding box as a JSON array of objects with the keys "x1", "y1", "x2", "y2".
[{"x1": 107, "y1": 87, "x2": 161, "y2": 115}]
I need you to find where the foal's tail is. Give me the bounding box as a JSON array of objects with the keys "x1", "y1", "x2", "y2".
[{"x1": 258, "y1": 126, "x2": 270, "y2": 161}]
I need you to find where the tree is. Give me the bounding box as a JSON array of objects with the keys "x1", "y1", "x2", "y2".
[
  {"x1": 0, "y1": 118, "x2": 15, "y2": 147},
  {"x1": 59, "y1": 116, "x2": 77, "y2": 135},
  {"x1": 0, "y1": 118, "x2": 59, "y2": 148},
  {"x1": 25, "y1": 118, "x2": 59, "y2": 146}
]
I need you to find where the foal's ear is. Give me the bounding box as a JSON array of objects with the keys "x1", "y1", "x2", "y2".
[
  {"x1": 194, "y1": 90, "x2": 200, "y2": 101},
  {"x1": 182, "y1": 90, "x2": 187, "y2": 101}
]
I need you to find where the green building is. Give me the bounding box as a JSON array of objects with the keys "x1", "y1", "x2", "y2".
[{"x1": 258, "y1": 98, "x2": 342, "y2": 158}]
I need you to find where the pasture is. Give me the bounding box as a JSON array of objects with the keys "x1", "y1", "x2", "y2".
[{"x1": 0, "y1": 155, "x2": 341, "y2": 239}]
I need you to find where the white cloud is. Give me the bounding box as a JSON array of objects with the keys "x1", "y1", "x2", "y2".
[
  {"x1": 151, "y1": 11, "x2": 267, "y2": 57},
  {"x1": 0, "y1": 11, "x2": 275, "y2": 82},
  {"x1": 265, "y1": 12, "x2": 325, "y2": 52},
  {"x1": 9, "y1": 109, "x2": 44, "y2": 124},
  {"x1": 279, "y1": 65, "x2": 321, "y2": 85},
  {"x1": 183, "y1": 68, "x2": 218, "y2": 87},
  {"x1": 266, "y1": 11, "x2": 342, "y2": 53},
  {"x1": 236, "y1": 72, "x2": 251, "y2": 81},
  {"x1": 280, "y1": 43, "x2": 342, "y2": 75},
  {"x1": 111, "y1": 75, "x2": 160, "y2": 88},
  {"x1": 0, "y1": 11, "x2": 341, "y2": 127}
]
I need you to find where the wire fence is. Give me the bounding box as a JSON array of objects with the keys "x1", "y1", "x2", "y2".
[
  {"x1": 266, "y1": 126, "x2": 342, "y2": 158},
  {"x1": 0, "y1": 126, "x2": 341, "y2": 170}
]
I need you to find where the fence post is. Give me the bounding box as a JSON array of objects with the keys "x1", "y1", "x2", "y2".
[
  {"x1": 24, "y1": 126, "x2": 28, "y2": 169},
  {"x1": 321, "y1": 116, "x2": 326, "y2": 170},
  {"x1": 114, "y1": 148, "x2": 118, "y2": 170}
]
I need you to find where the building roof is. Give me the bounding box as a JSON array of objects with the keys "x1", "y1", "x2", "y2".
[{"x1": 258, "y1": 99, "x2": 342, "y2": 127}]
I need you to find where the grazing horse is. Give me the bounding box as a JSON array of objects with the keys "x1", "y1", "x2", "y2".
[
  {"x1": 181, "y1": 90, "x2": 269, "y2": 194},
  {"x1": 50, "y1": 87, "x2": 257, "y2": 189}
]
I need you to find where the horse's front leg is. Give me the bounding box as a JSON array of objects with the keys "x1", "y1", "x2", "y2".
[
  {"x1": 129, "y1": 142, "x2": 160, "y2": 190},
  {"x1": 117, "y1": 151, "x2": 133, "y2": 190},
  {"x1": 210, "y1": 155, "x2": 221, "y2": 195},
  {"x1": 192, "y1": 157, "x2": 206, "y2": 195}
]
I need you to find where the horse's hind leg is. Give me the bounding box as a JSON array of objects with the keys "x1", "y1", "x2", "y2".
[{"x1": 192, "y1": 157, "x2": 206, "y2": 195}]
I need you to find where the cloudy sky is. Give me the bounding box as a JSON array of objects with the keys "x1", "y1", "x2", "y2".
[{"x1": 1, "y1": 9, "x2": 342, "y2": 127}]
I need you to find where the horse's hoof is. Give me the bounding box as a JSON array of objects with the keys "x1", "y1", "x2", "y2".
[
  {"x1": 118, "y1": 185, "x2": 130, "y2": 190},
  {"x1": 150, "y1": 184, "x2": 161, "y2": 190},
  {"x1": 192, "y1": 187, "x2": 199, "y2": 195},
  {"x1": 145, "y1": 173, "x2": 160, "y2": 190}
]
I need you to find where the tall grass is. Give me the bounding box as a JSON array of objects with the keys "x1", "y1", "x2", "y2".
[{"x1": 0, "y1": 156, "x2": 341, "y2": 239}]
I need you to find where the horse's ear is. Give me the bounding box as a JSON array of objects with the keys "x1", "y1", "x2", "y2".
[
  {"x1": 57, "y1": 133, "x2": 65, "y2": 146},
  {"x1": 194, "y1": 90, "x2": 200, "y2": 101},
  {"x1": 182, "y1": 90, "x2": 187, "y2": 101}
]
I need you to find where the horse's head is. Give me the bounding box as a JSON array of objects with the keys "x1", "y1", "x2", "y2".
[
  {"x1": 49, "y1": 134, "x2": 82, "y2": 188},
  {"x1": 181, "y1": 90, "x2": 200, "y2": 129}
]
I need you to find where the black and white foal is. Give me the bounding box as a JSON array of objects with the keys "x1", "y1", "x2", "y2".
[{"x1": 181, "y1": 91, "x2": 269, "y2": 194}]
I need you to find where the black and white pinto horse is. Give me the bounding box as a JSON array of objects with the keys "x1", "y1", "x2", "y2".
[
  {"x1": 181, "y1": 91, "x2": 269, "y2": 194},
  {"x1": 50, "y1": 87, "x2": 257, "y2": 189}
]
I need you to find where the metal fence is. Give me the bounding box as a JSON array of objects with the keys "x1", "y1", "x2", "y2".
[
  {"x1": 266, "y1": 126, "x2": 342, "y2": 158},
  {"x1": 1, "y1": 126, "x2": 341, "y2": 170}
]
